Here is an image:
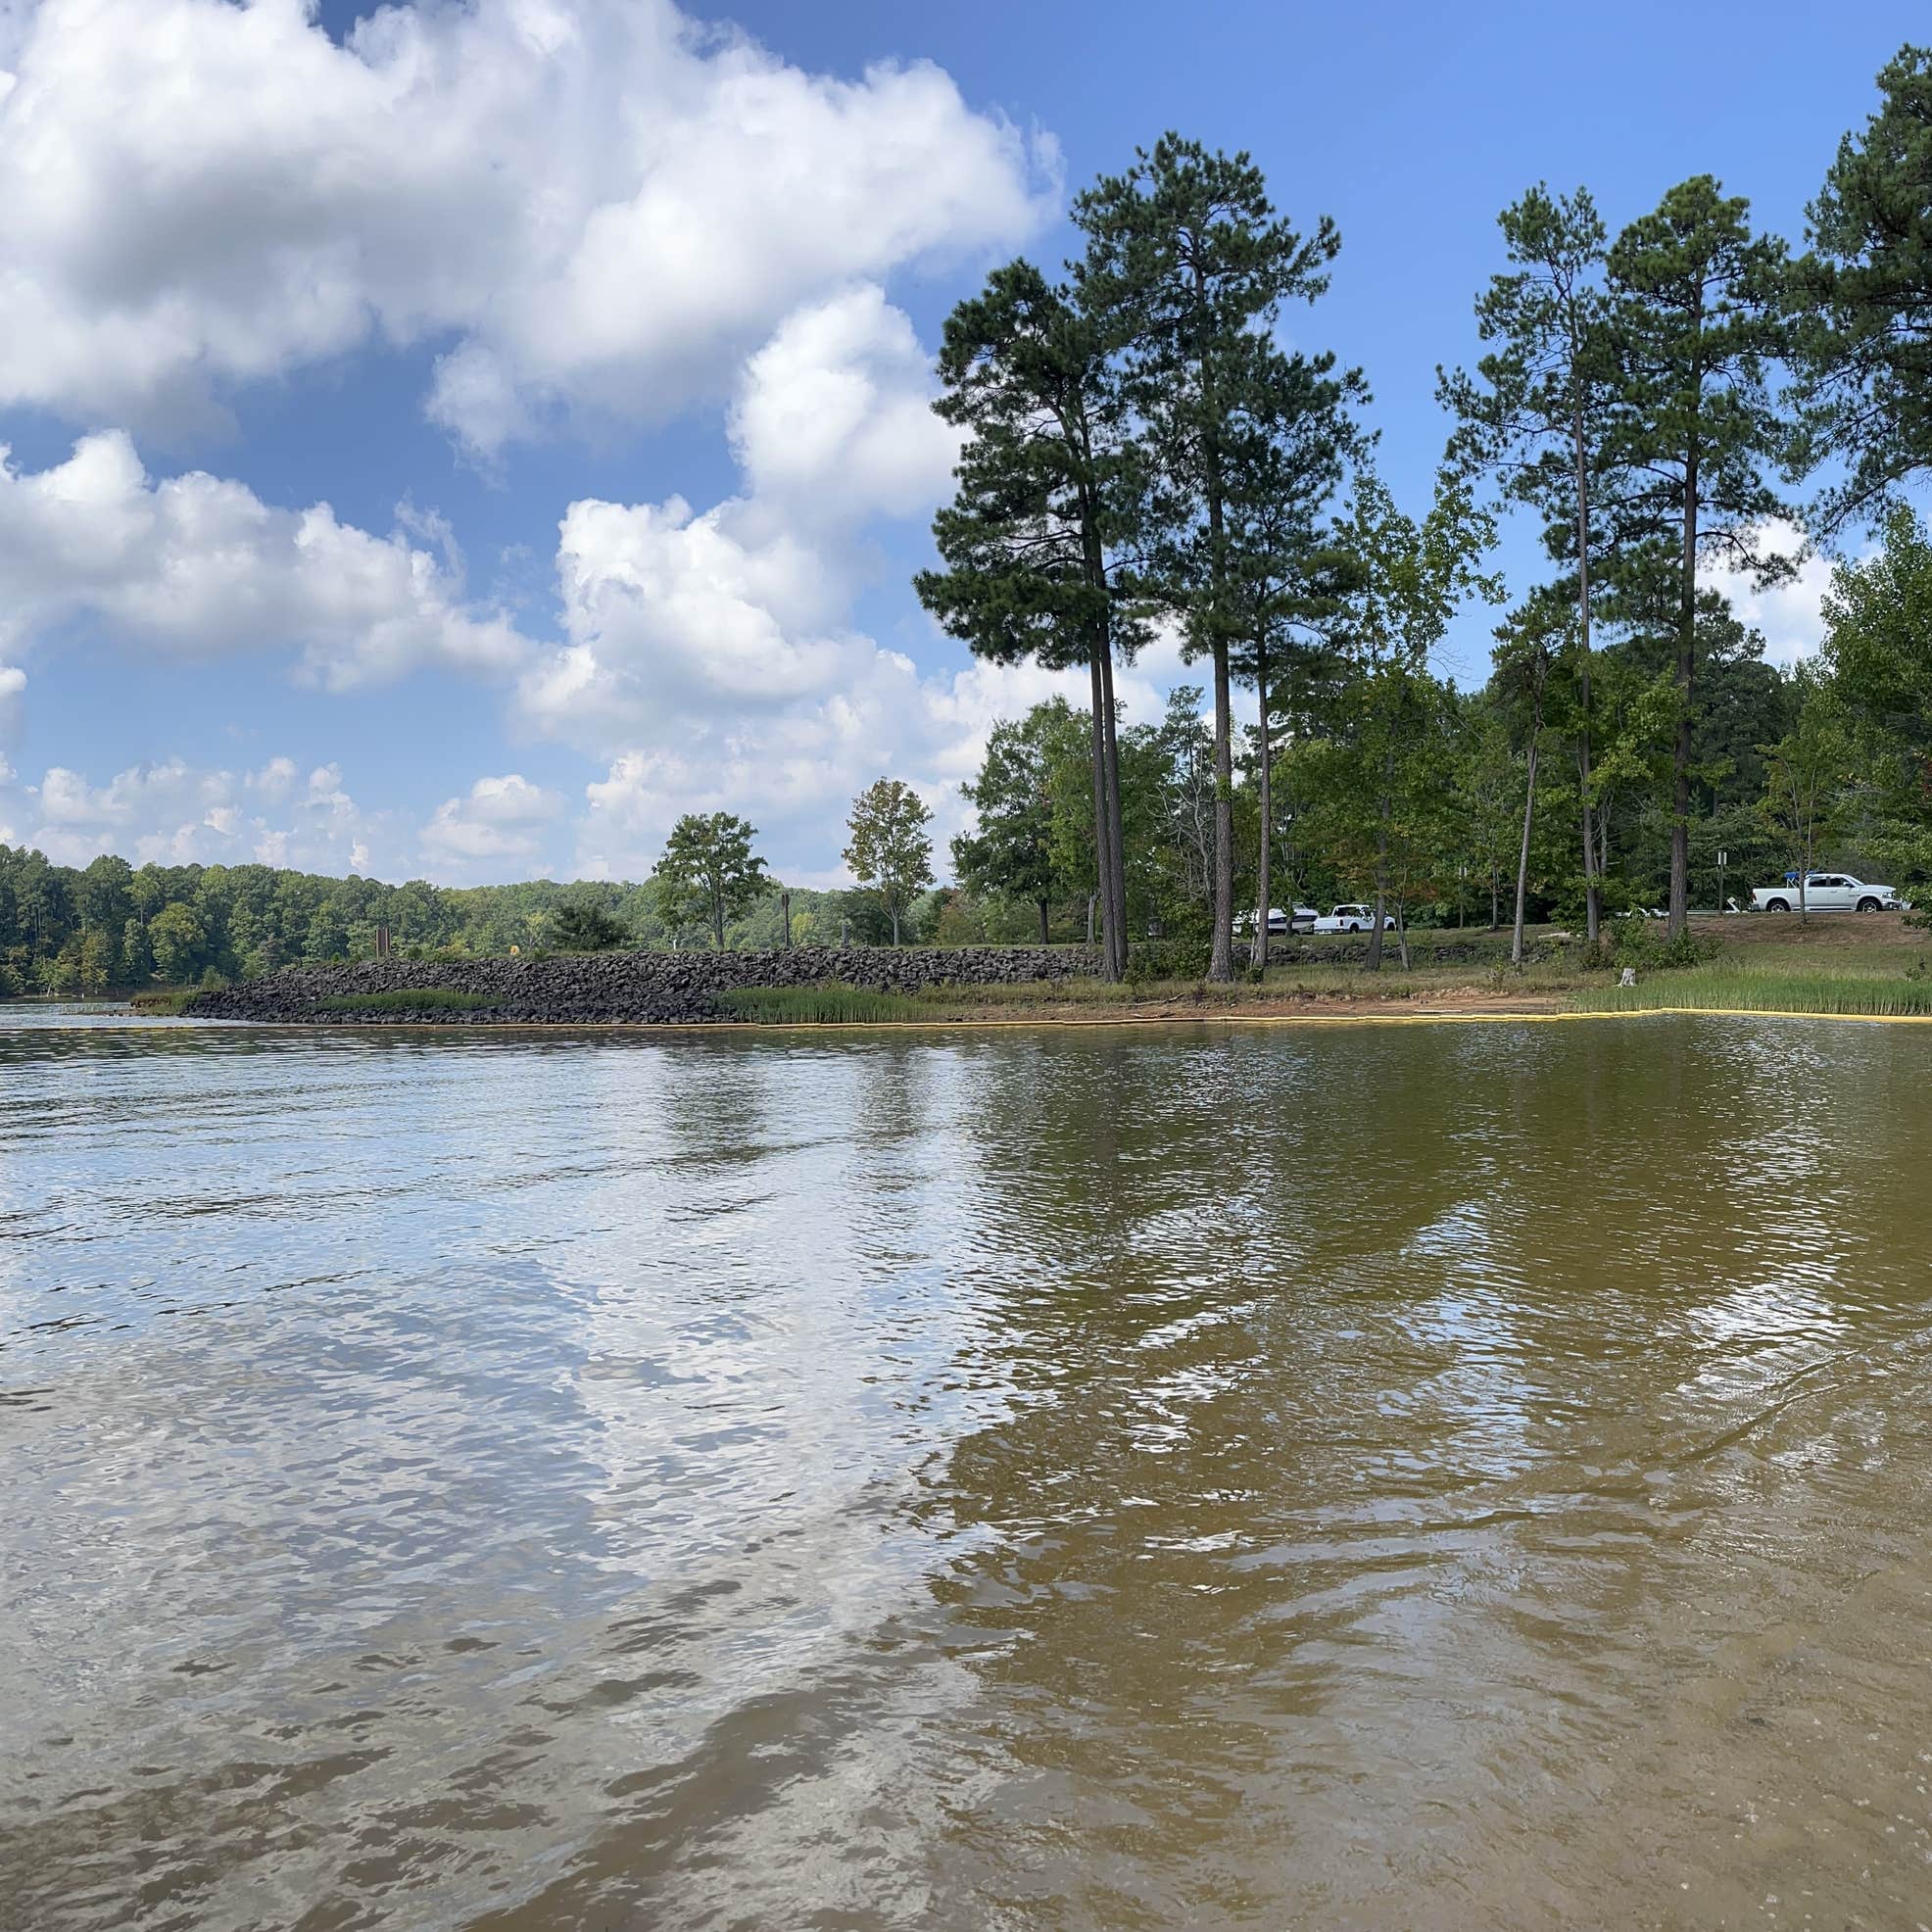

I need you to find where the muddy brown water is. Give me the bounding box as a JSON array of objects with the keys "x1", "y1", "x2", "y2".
[{"x1": 3, "y1": 1010, "x2": 1930, "y2": 1931}]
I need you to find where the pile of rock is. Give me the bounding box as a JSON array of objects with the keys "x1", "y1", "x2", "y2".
[{"x1": 187, "y1": 944, "x2": 1102, "y2": 1026}]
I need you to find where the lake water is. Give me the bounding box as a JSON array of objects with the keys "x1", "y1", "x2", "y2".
[{"x1": 4, "y1": 1009, "x2": 1932, "y2": 1931}]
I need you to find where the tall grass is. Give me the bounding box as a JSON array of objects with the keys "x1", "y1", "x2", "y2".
[
  {"x1": 1571, "y1": 960, "x2": 1932, "y2": 1017},
  {"x1": 128, "y1": 989, "x2": 195, "y2": 1014},
  {"x1": 320, "y1": 989, "x2": 494, "y2": 1015},
  {"x1": 714, "y1": 986, "x2": 937, "y2": 1024}
]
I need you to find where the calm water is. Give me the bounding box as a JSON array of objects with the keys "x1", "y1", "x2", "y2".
[{"x1": 4, "y1": 1010, "x2": 1932, "y2": 1931}]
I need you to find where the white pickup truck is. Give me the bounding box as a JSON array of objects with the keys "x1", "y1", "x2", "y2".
[
  {"x1": 1312, "y1": 902, "x2": 1395, "y2": 933},
  {"x1": 1752, "y1": 872, "x2": 1908, "y2": 913}
]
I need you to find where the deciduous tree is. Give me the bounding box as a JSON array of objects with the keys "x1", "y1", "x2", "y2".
[
  {"x1": 844, "y1": 780, "x2": 935, "y2": 946},
  {"x1": 652, "y1": 813, "x2": 770, "y2": 951}
]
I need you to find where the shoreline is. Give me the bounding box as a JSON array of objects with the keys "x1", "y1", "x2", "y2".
[{"x1": 26, "y1": 1002, "x2": 1932, "y2": 1032}]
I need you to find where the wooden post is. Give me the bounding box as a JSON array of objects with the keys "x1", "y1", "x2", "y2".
[{"x1": 781, "y1": 890, "x2": 793, "y2": 947}]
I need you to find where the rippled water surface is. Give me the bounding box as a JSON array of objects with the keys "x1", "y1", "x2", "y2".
[{"x1": 5, "y1": 1009, "x2": 1932, "y2": 1931}]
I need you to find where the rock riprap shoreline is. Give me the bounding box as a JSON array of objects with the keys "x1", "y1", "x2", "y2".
[{"x1": 186, "y1": 945, "x2": 1103, "y2": 1025}]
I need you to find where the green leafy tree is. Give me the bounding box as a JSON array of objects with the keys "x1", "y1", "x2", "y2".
[
  {"x1": 918, "y1": 260, "x2": 1146, "y2": 980},
  {"x1": 1076, "y1": 134, "x2": 1345, "y2": 981},
  {"x1": 1818, "y1": 505, "x2": 1932, "y2": 818},
  {"x1": 148, "y1": 902, "x2": 208, "y2": 985},
  {"x1": 1789, "y1": 46, "x2": 1932, "y2": 531},
  {"x1": 953, "y1": 700, "x2": 1087, "y2": 942},
  {"x1": 1605, "y1": 175, "x2": 1794, "y2": 937},
  {"x1": 1756, "y1": 665, "x2": 1856, "y2": 918},
  {"x1": 844, "y1": 780, "x2": 935, "y2": 946},
  {"x1": 1453, "y1": 691, "x2": 1526, "y2": 929},
  {"x1": 548, "y1": 899, "x2": 630, "y2": 952},
  {"x1": 652, "y1": 813, "x2": 770, "y2": 951},
  {"x1": 1328, "y1": 469, "x2": 1501, "y2": 968}
]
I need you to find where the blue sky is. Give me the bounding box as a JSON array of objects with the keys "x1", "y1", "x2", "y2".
[{"x1": 0, "y1": 0, "x2": 1917, "y2": 885}]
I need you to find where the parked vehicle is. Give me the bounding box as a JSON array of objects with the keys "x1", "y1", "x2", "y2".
[
  {"x1": 1751, "y1": 873, "x2": 1908, "y2": 913},
  {"x1": 1313, "y1": 902, "x2": 1395, "y2": 934},
  {"x1": 1234, "y1": 905, "x2": 1323, "y2": 938}
]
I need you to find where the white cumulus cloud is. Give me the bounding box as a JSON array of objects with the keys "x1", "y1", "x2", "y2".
[
  {"x1": 420, "y1": 772, "x2": 565, "y2": 875},
  {"x1": 508, "y1": 282, "x2": 1188, "y2": 879},
  {"x1": 0, "y1": 433, "x2": 529, "y2": 687},
  {"x1": 0, "y1": 0, "x2": 1054, "y2": 455},
  {"x1": 1699, "y1": 519, "x2": 1849, "y2": 668},
  {"x1": 8, "y1": 751, "x2": 390, "y2": 870}
]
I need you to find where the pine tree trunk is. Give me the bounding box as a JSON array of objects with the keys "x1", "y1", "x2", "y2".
[
  {"x1": 1395, "y1": 894, "x2": 1410, "y2": 971},
  {"x1": 1669, "y1": 320, "x2": 1703, "y2": 942},
  {"x1": 1085, "y1": 653, "x2": 1119, "y2": 979},
  {"x1": 891, "y1": 905, "x2": 900, "y2": 946},
  {"x1": 1209, "y1": 636, "x2": 1235, "y2": 982},
  {"x1": 1251, "y1": 638, "x2": 1272, "y2": 974},
  {"x1": 1038, "y1": 899, "x2": 1049, "y2": 944},
  {"x1": 1572, "y1": 399, "x2": 1602, "y2": 945},
  {"x1": 1513, "y1": 732, "x2": 1539, "y2": 970},
  {"x1": 1097, "y1": 633, "x2": 1129, "y2": 979}
]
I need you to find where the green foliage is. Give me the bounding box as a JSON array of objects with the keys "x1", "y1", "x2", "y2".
[
  {"x1": 1755, "y1": 665, "x2": 1856, "y2": 904},
  {"x1": 916, "y1": 253, "x2": 1143, "y2": 980},
  {"x1": 1604, "y1": 918, "x2": 1723, "y2": 970},
  {"x1": 1076, "y1": 132, "x2": 1350, "y2": 979},
  {"x1": 652, "y1": 812, "x2": 771, "y2": 950},
  {"x1": 844, "y1": 778, "x2": 935, "y2": 945},
  {"x1": 548, "y1": 898, "x2": 630, "y2": 952},
  {"x1": 951, "y1": 700, "x2": 1089, "y2": 939},
  {"x1": 1126, "y1": 936, "x2": 1211, "y2": 985},
  {"x1": 1819, "y1": 506, "x2": 1932, "y2": 811},
  {"x1": 1789, "y1": 45, "x2": 1932, "y2": 531}
]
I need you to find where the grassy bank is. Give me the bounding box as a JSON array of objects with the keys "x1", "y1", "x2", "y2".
[
  {"x1": 1571, "y1": 939, "x2": 1932, "y2": 1017},
  {"x1": 718, "y1": 920, "x2": 1932, "y2": 1026}
]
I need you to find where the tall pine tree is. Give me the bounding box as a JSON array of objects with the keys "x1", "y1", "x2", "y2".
[
  {"x1": 917, "y1": 262, "x2": 1146, "y2": 980},
  {"x1": 1076, "y1": 136, "x2": 1344, "y2": 981},
  {"x1": 1442, "y1": 184, "x2": 1618, "y2": 942},
  {"x1": 1605, "y1": 177, "x2": 1793, "y2": 938},
  {"x1": 1789, "y1": 45, "x2": 1932, "y2": 533}
]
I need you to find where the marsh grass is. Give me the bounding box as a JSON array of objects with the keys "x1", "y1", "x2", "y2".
[
  {"x1": 128, "y1": 989, "x2": 195, "y2": 1015},
  {"x1": 1572, "y1": 954, "x2": 1932, "y2": 1017},
  {"x1": 713, "y1": 987, "x2": 938, "y2": 1024},
  {"x1": 320, "y1": 989, "x2": 495, "y2": 1015}
]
